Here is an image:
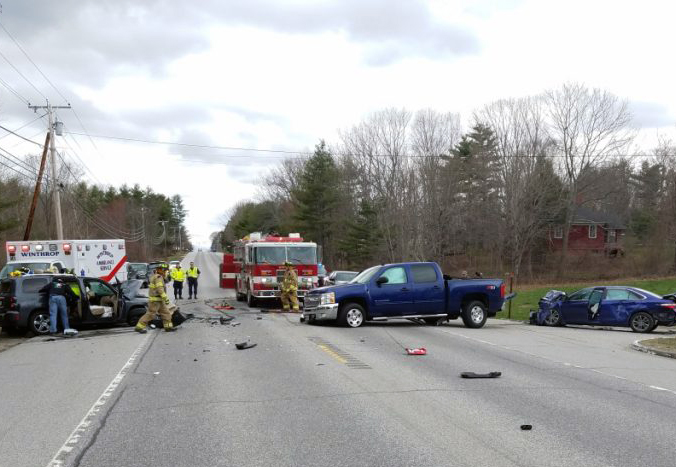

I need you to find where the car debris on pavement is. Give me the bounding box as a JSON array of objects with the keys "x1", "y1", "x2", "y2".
[
  {"x1": 461, "y1": 371, "x2": 502, "y2": 378},
  {"x1": 405, "y1": 347, "x2": 427, "y2": 355}
]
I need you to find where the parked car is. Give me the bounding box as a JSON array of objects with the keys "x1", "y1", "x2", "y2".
[
  {"x1": 169, "y1": 260, "x2": 181, "y2": 270},
  {"x1": 317, "y1": 264, "x2": 328, "y2": 287},
  {"x1": 302, "y1": 262, "x2": 506, "y2": 328},
  {"x1": 0, "y1": 275, "x2": 150, "y2": 335},
  {"x1": 530, "y1": 286, "x2": 676, "y2": 332},
  {"x1": 325, "y1": 270, "x2": 358, "y2": 286},
  {"x1": 144, "y1": 261, "x2": 171, "y2": 286},
  {"x1": 127, "y1": 262, "x2": 148, "y2": 280}
]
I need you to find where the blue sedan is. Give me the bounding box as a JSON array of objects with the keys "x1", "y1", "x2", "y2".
[{"x1": 532, "y1": 286, "x2": 676, "y2": 332}]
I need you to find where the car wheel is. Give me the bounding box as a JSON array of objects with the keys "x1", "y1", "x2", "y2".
[
  {"x1": 29, "y1": 310, "x2": 51, "y2": 335},
  {"x1": 543, "y1": 309, "x2": 562, "y2": 326},
  {"x1": 246, "y1": 288, "x2": 257, "y2": 308},
  {"x1": 127, "y1": 307, "x2": 145, "y2": 326},
  {"x1": 461, "y1": 300, "x2": 488, "y2": 329},
  {"x1": 339, "y1": 303, "x2": 365, "y2": 328},
  {"x1": 630, "y1": 312, "x2": 654, "y2": 333}
]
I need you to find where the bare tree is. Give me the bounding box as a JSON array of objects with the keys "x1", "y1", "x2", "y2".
[{"x1": 544, "y1": 83, "x2": 634, "y2": 276}]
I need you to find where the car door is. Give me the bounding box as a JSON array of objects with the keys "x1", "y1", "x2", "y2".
[
  {"x1": 561, "y1": 288, "x2": 593, "y2": 324},
  {"x1": 82, "y1": 279, "x2": 119, "y2": 322},
  {"x1": 410, "y1": 264, "x2": 444, "y2": 315},
  {"x1": 598, "y1": 288, "x2": 631, "y2": 325},
  {"x1": 369, "y1": 266, "x2": 413, "y2": 317},
  {"x1": 586, "y1": 288, "x2": 605, "y2": 323}
]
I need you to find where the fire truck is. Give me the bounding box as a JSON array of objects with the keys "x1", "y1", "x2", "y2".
[{"x1": 233, "y1": 232, "x2": 319, "y2": 307}]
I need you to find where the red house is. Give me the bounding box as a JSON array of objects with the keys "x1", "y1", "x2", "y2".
[{"x1": 549, "y1": 207, "x2": 626, "y2": 256}]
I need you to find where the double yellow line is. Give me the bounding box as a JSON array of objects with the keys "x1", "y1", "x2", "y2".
[{"x1": 317, "y1": 344, "x2": 348, "y2": 364}]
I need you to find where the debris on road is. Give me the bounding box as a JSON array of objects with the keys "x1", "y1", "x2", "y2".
[
  {"x1": 153, "y1": 371, "x2": 160, "y2": 375},
  {"x1": 461, "y1": 371, "x2": 502, "y2": 379},
  {"x1": 193, "y1": 358, "x2": 198, "y2": 361},
  {"x1": 220, "y1": 315, "x2": 234, "y2": 324},
  {"x1": 520, "y1": 425, "x2": 532, "y2": 430},
  {"x1": 405, "y1": 347, "x2": 427, "y2": 355},
  {"x1": 231, "y1": 322, "x2": 241, "y2": 327},
  {"x1": 235, "y1": 341, "x2": 257, "y2": 350},
  {"x1": 63, "y1": 328, "x2": 79, "y2": 337},
  {"x1": 256, "y1": 316, "x2": 262, "y2": 320}
]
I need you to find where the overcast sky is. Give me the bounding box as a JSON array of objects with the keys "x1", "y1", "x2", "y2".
[{"x1": 1, "y1": 0, "x2": 675, "y2": 247}]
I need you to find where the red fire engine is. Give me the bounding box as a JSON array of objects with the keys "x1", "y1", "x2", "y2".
[{"x1": 233, "y1": 232, "x2": 319, "y2": 307}]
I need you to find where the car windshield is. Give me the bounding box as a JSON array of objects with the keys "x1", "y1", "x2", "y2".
[
  {"x1": 255, "y1": 247, "x2": 287, "y2": 264},
  {"x1": 128, "y1": 264, "x2": 146, "y2": 273},
  {"x1": 335, "y1": 272, "x2": 357, "y2": 281},
  {"x1": 0, "y1": 262, "x2": 53, "y2": 278},
  {"x1": 350, "y1": 266, "x2": 380, "y2": 284},
  {"x1": 254, "y1": 246, "x2": 317, "y2": 265},
  {"x1": 286, "y1": 246, "x2": 316, "y2": 265}
]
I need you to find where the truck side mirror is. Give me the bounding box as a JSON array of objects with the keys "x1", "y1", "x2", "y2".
[{"x1": 376, "y1": 276, "x2": 388, "y2": 286}]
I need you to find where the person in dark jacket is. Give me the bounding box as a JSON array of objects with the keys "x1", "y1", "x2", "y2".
[{"x1": 48, "y1": 278, "x2": 77, "y2": 334}]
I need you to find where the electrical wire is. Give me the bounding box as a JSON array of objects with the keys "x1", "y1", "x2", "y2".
[
  {"x1": 0, "y1": 74, "x2": 30, "y2": 104},
  {"x1": 0, "y1": 114, "x2": 46, "y2": 140},
  {"x1": 0, "y1": 48, "x2": 47, "y2": 101},
  {"x1": 0, "y1": 124, "x2": 43, "y2": 146}
]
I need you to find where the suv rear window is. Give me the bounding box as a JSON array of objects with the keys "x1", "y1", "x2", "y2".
[
  {"x1": 22, "y1": 277, "x2": 50, "y2": 293},
  {"x1": 1, "y1": 280, "x2": 14, "y2": 294},
  {"x1": 411, "y1": 264, "x2": 438, "y2": 283}
]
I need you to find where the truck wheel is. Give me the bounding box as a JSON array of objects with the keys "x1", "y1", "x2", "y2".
[
  {"x1": 461, "y1": 300, "x2": 488, "y2": 329},
  {"x1": 29, "y1": 310, "x2": 51, "y2": 335},
  {"x1": 339, "y1": 303, "x2": 365, "y2": 328},
  {"x1": 246, "y1": 288, "x2": 257, "y2": 308},
  {"x1": 236, "y1": 291, "x2": 245, "y2": 302}
]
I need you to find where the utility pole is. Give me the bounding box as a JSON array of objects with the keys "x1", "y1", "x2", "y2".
[
  {"x1": 23, "y1": 131, "x2": 51, "y2": 240},
  {"x1": 29, "y1": 101, "x2": 71, "y2": 240},
  {"x1": 140, "y1": 207, "x2": 147, "y2": 260}
]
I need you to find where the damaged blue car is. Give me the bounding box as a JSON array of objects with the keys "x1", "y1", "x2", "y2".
[{"x1": 530, "y1": 286, "x2": 676, "y2": 333}]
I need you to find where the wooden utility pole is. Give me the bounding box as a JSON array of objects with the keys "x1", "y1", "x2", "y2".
[{"x1": 23, "y1": 131, "x2": 51, "y2": 240}]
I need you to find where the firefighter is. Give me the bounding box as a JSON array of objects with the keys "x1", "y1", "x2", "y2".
[
  {"x1": 187, "y1": 261, "x2": 200, "y2": 299},
  {"x1": 280, "y1": 261, "x2": 300, "y2": 312},
  {"x1": 171, "y1": 264, "x2": 185, "y2": 300},
  {"x1": 135, "y1": 263, "x2": 175, "y2": 333}
]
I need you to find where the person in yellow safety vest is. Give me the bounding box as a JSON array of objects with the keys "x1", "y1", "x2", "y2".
[
  {"x1": 9, "y1": 270, "x2": 22, "y2": 278},
  {"x1": 280, "y1": 261, "x2": 300, "y2": 312},
  {"x1": 170, "y1": 264, "x2": 185, "y2": 300},
  {"x1": 135, "y1": 263, "x2": 175, "y2": 333},
  {"x1": 187, "y1": 261, "x2": 200, "y2": 299}
]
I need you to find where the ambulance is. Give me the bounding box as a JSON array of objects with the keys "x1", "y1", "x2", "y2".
[{"x1": 1, "y1": 239, "x2": 128, "y2": 282}]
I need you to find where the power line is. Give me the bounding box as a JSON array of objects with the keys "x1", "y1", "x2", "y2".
[
  {"x1": 0, "y1": 48, "x2": 47, "y2": 101},
  {"x1": 0, "y1": 153, "x2": 37, "y2": 181},
  {"x1": 0, "y1": 114, "x2": 46, "y2": 140},
  {"x1": 0, "y1": 123, "x2": 43, "y2": 146},
  {"x1": 0, "y1": 74, "x2": 29, "y2": 104},
  {"x1": 0, "y1": 20, "x2": 69, "y2": 105},
  {"x1": 0, "y1": 144, "x2": 46, "y2": 180}
]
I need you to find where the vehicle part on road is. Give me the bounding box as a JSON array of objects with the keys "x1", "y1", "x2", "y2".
[
  {"x1": 405, "y1": 347, "x2": 427, "y2": 355},
  {"x1": 235, "y1": 341, "x2": 257, "y2": 350},
  {"x1": 461, "y1": 300, "x2": 488, "y2": 328},
  {"x1": 460, "y1": 371, "x2": 502, "y2": 378},
  {"x1": 630, "y1": 311, "x2": 655, "y2": 333},
  {"x1": 220, "y1": 315, "x2": 234, "y2": 324},
  {"x1": 231, "y1": 322, "x2": 241, "y2": 327},
  {"x1": 520, "y1": 425, "x2": 532, "y2": 430},
  {"x1": 339, "y1": 302, "x2": 365, "y2": 328},
  {"x1": 256, "y1": 316, "x2": 262, "y2": 320},
  {"x1": 28, "y1": 309, "x2": 50, "y2": 335}
]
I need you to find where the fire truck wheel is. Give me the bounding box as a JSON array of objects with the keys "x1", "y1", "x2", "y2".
[
  {"x1": 339, "y1": 303, "x2": 365, "y2": 328},
  {"x1": 236, "y1": 292, "x2": 245, "y2": 302},
  {"x1": 246, "y1": 288, "x2": 257, "y2": 308}
]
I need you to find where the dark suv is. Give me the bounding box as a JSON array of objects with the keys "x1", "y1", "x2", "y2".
[{"x1": 0, "y1": 275, "x2": 149, "y2": 335}]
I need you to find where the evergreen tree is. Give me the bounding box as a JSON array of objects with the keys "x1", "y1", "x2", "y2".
[{"x1": 339, "y1": 198, "x2": 380, "y2": 268}]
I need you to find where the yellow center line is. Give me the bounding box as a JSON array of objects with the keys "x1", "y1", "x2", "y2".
[{"x1": 317, "y1": 344, "x2": 348, "y2": 364}]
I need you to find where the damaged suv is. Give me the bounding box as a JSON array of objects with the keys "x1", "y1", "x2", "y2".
[
  {"x1": 0, "y1": 275, "x2": 149, "y2": 335},
  {"x1": 530, "y1": 286, "x2": 676, "y2": 333}
]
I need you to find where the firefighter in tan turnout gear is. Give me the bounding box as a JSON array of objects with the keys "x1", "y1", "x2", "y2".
[
  {"x1": 280, "y1": 261, "x2": 300, "y2": 312},
  {"x1": 135, "y1": 263, "x2": 175, "y2": 333}
]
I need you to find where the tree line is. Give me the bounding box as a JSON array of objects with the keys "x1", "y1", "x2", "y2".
[
  {"x1": 212, "y1": 83, "x2": 675, "y2": 282},
  {"x1": 0, "y1": 155, "x2": 190, "y2": 267}
]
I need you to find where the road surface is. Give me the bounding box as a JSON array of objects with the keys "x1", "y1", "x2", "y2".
[{"x1": 1, "y1": 251, "x2": 676, "y2": 467}]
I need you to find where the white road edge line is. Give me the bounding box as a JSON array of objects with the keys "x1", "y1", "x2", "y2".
[{"x1": 45, "y1": 333, "x2": 151, "y2": 467}]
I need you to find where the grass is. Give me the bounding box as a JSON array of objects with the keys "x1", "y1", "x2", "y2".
[
  {"x1": 497, "y1": 277, "x2": 676, "y2": 321},
  {"x1": 638, "y1": 338, "x2": 676, "y2": 353}
]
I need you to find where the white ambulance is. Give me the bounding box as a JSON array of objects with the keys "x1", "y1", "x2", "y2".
[{"x1": 1, "y1": 239, "x2": 128, "y2": 282}]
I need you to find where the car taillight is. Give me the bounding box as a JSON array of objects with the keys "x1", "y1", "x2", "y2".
[
  {"x1": 660, "y1": 304, "x2": 676, "y2": 309},
  {"x1": 9, "y1": 297, "x2": 16, "y2": 310},
  {"x1": 500, "y1": 283, "x2": 506, "y2": 298}
]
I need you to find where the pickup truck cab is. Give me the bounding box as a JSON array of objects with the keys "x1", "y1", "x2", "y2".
[{"x1": 303, "y1": 262, "x2": 505, "y2": 328}]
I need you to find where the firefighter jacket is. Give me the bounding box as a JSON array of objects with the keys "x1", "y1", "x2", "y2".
[
  {"x1": 281, "y1": 268, "x2": 298, "y2": 293},
  {"x1": 171, "y1": 268, "x2": 186, "y2": 282},
  {"x1": 148, "y1": 273, "x2": 169, "y2": 303},
  {"x1": 187, "y1": 267, "x2": 200, "y2": 279}
]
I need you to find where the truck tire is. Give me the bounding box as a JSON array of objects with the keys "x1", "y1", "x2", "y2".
[
  {"x1": 236, "y1": 291, "x2": 245, "y2": 302},
  {"x1": 246, "y1": 288, "x2": 257, "y2": 308},
  {"x1": 461, "y1": 300, "x2": 488, "y2": 329},
  {"x1": 339, "y1": 302, "x2": 365, "y2": 328},
  {"x1": 28, "y1": 310, "x2": 51, "y2": 335}
]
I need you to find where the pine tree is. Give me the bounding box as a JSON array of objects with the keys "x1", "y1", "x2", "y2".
[{"x1": 339, "y1": 198, "x2": 380, "y2": 268}]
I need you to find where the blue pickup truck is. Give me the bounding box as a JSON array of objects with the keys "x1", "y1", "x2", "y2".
[{"x1": 302, "y1": 262, "x2": 506, "y2": 328}]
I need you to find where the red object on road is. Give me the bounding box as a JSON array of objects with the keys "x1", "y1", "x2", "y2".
[{"x1": 405, "y1": 347, "x2": 427, "y2": 355}]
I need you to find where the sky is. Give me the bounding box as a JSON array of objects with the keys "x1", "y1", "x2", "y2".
[{"x1": 0, "y1": 0, "x2": 675, "y2": 248}]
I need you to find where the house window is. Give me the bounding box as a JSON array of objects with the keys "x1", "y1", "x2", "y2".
[
  {"x1": 589, "y1": 225, "x2": 597, "y2": 239},
  {"x1": 608, "y1": 229, "x2": 616, "y2": 242},
  {"x1": 553, "y1": 226, "x2": 563, "y2": 239}
]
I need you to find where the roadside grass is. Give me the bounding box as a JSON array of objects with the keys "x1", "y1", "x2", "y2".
[
  {"x1": 638, "y1": 337, "x2": 676, "y2": 352},
  {"x1": 497, "y1": 277, "x2": 676, "y2": 322}
]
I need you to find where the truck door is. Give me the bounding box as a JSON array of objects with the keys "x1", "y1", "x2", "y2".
[
  {"x1": 369, "y1": 266, "x2": 413, "y2": 317},
  {"x1": 410, "y1": 263, "x2": 444, "y2": 314}
]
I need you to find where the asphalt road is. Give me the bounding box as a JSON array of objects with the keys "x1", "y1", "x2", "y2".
[{"x1": 2, "y1": 251, "x2": 676, "y2": 467}]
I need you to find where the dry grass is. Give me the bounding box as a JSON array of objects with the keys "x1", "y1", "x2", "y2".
[{"x1": 639, "y1": 338, "x2": 676, "y2": 352}]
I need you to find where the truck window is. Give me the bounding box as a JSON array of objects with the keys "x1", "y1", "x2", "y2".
[
  {"x1": 255, "y1": 247, "x2": 286, "y2": 264},
  {"x1": 22, "y1": 278, "x2": 50, "y2": 293},
  {"x1": 286, "y1": 246, "x2": 316, "y2": 265},
  {"x1": 379, "y1": 267, "x2": 408, "y2": 285},
  {"x1": 411, "y1": 264, "x2": 438, "y2": 283}
]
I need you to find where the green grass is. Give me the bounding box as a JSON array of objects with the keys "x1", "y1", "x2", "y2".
[{"x1": 497, "y1": 277, "x2": 676, "y2": 321}]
